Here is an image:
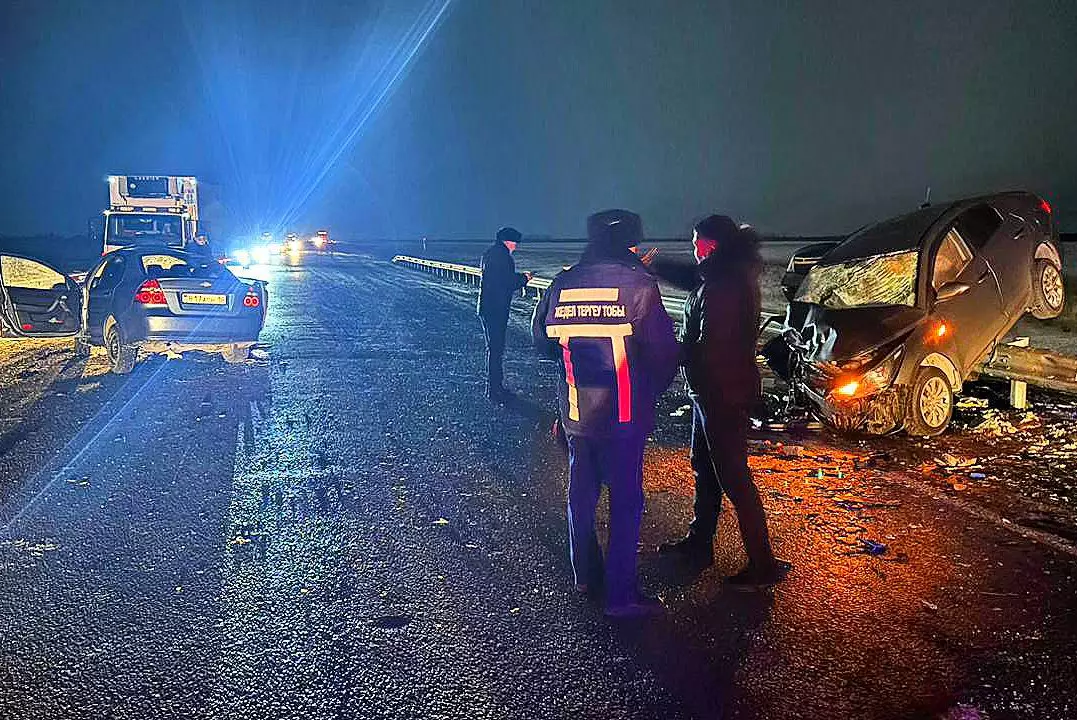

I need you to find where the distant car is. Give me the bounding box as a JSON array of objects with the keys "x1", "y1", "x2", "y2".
[
  {"x1": 311, "y1": 230, "x2": 332, "y2": 253},
  {"x1": 764, "y1": 191, "x2": 1065, "y2": 437},
  {"x1": 0, "y1": 247, "x2": 267, "y2": 374}
]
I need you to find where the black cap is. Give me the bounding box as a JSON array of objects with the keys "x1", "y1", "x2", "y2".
[
  {"x1": 587, "y1": 209, "x2": 643, "y2": 249},
  {"x1": 496, "y1": 226, "x2": 522, "y2": 244}
]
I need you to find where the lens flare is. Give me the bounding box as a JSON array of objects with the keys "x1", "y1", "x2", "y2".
[{"x1": 184, "y1": 0, "x2": 455, "y2": 236}]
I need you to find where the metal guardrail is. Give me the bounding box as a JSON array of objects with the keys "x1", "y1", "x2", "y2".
[{"x1": 392, "y1": 254, "x2": 685, "y2": 320}]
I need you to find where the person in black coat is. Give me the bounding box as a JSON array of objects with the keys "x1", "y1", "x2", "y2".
[
  {"x1": 478, "y1": 226, "x2": 532, "y2": 400},
  {"x1": 658, "y1": 215, "x2": 788, "y2": 589}
]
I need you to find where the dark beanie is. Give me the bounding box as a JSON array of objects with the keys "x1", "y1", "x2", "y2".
[
  {"x1": 694, "y1": 214, "x2": 739, "y2": 244},
  {"x1": 496, "y1": 226, "x2": 522, "y2": 244},
  {"x1": 587, "y1": 209, "x2": 643, "y2": 249}
]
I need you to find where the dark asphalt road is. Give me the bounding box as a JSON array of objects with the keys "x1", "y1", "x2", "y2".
[{"x1": 2, "y1": 254, "x2": 1076, "y2": 719}]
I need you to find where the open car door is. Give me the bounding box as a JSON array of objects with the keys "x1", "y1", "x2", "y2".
[{"x1": 0, "y1": 254, "x2": 83, "y2": 338}]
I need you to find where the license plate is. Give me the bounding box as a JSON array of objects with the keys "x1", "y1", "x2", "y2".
[{"x1": 181, "y1": 293, "x2": 226, "y2": 305}]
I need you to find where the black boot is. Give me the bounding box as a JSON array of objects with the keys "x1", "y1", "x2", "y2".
[{"x1": 657, "y1": 533, "x2": 714, "y2": 565}]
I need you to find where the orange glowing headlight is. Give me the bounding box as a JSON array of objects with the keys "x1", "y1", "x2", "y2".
[
  {"x1": 935, "y1": 322, "x2": 949, "y2": 338},
  {"x1": 832, "y1": 346, "x2": 904, "y2": 400},
  {"x1": 836, "y1": 380, "x2": 860, "y2": 397}
]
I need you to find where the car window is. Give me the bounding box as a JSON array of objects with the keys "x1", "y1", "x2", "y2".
[
  {"x1": 932, "y1": 228, "x2": 973, "y2": 290},
  {"x1": 954, "y1": 204, "x2": 1003, "y2": 250},
  {"x1": 0, "y1": 256, "x2": 66, "y2": 290},
  {"x1": 141, "y1": 254, "x2": 225, "y2": 279},
  {"x1": 142, "y1": 254, "x2": 189, "y2": 274},
  {"x1": 91, "y1": 260, "x2": 110, "y2": 282},
  {"x1": 92, "y1": 256, "x2": 126, "y2": 291}
]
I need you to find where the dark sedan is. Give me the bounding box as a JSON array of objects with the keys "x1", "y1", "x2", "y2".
[
  {"x1": 0, "y1": 247, "x2": 267, "y2": 373},
  {"x1": 764, "y1": 191, "x2": 1064, "y2": 437}
]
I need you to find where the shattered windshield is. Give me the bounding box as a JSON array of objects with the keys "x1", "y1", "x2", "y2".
[{"x1": 795, "y1": 249, "x2": 919, "y2": 309}]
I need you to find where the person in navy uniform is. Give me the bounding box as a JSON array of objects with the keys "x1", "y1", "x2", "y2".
[
  {"x1": 658, "y1": 215, "x2": 789, "y2": 589},
  {"x1": 532, "y1": 209, "x2": 679, "y2": 617},
  {"x1": 478, "y1": 227, "x2": 532, "y2": 400}
]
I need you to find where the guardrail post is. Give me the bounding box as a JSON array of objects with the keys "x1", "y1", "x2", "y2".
[{"x1": 1008, "y1": 336, "x2": 1030, "y2": 410}]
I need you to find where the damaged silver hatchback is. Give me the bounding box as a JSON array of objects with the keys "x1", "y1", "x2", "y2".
[{"x1": 764, "y1": 191, "x2": 1064, "y2": 437}]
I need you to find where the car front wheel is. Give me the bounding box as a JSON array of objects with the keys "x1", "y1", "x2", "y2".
[
  {"x1": 905, "y1": 366, "x2": 953, "y2": 437},
  {"x1": 105, "y1": 319, "x2": 137, "y2": 375},
  {"x1": 1030, "y1": 258, "x2": 1065, "y2": 320}
]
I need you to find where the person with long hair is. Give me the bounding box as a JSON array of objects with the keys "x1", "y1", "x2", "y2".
[{"x1": 658, "y1": 215, "x2": 789, "y2": 588}]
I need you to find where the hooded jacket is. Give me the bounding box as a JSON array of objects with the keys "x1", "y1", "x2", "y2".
[
  {"x1": 532, "y1": 246, "x2": 679, "y2": 438},
  {"x1": 681, "y1": 254, "x2": 762, "y2": 407}
]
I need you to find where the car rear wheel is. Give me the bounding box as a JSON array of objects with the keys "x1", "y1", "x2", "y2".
[
  {"x1": 105, "y1": 319, "x2": 137, "y2": 375},
  {"x1": 905, "y1": 366, "x2": 953, "y2": 437},
  {"x1": 1030, "y1": 258, "x2": 1065, "y2": 320},
  {"x1": 222, "y1": 343, "x2": 250, "y2": 363}
]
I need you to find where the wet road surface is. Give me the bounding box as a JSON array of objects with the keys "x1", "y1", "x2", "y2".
[{"x1": 1, "y1": 254, "x2": 1076, "y2": 719}]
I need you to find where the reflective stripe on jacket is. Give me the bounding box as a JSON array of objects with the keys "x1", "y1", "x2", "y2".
[{"x1": 533, "y1": 255, "x2": 679, "y2": 438}]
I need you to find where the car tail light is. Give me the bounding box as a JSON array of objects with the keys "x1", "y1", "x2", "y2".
[
  {"x1": 1040, "y1": 198, "x2": 1052, "y2": 215},
  {"x1": 135, "y1": 279, "x2": 167, "y2": 306},
  {"x1": 243, "y1": 288, "x2": 260, "y2": 308}
]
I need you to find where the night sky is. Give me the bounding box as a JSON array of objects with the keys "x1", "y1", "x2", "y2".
[{"x1": 2, "y1": 0, "x2": 1075, "y2": 239}]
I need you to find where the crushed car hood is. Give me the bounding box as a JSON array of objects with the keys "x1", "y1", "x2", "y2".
[{"x1": 788, "y1": 303, "x2": 927, "y2": 364}]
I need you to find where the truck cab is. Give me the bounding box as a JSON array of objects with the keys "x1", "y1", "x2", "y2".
[{"x1": 95, "y1": 176, "x2": 199, "y2": 255}]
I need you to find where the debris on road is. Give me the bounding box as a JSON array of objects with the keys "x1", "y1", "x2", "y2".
[
  {"x1": 972, "y1": 410, "x2": 1021, "y2": 437},
  {"x1": 861, "y1": 540, "x2": 888, "y2": 556}
]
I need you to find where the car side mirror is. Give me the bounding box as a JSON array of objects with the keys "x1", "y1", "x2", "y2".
[{"x1": 935, "y1": 281, "x2": 971, "y2": 303}]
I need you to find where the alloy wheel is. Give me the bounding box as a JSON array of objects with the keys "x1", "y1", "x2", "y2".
[
  {"x1": 919, "y1": 376, "x2": 951, "y2": 429},
  {"x1": 1042, "y1": 263, "x2": 1064, "y2": 311}
]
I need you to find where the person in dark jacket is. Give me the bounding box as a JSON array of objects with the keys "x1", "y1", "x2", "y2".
[
  {"x1": 478, "y1": 227, "x2": 532, "y2": 400},
  {"x1": 658, "y1": 215, "x2": 788, "y2": 588},
  {"x1": 533, "y1": 209, "x2": 680, "y2": 617}
]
